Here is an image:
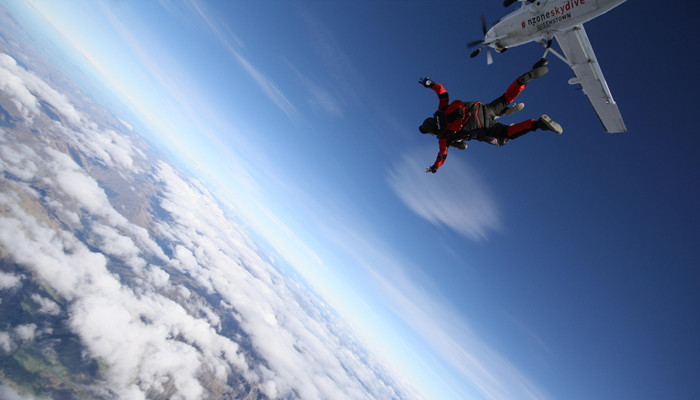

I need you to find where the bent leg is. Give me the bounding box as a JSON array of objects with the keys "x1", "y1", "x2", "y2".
[
  {"x1": 485, "y1": 78, "x2": 526, "y2": 115},
  {"x1": 501, "y1": 61, "x2": 549, "y2": 106},
  {"x1": 504, "y1": 79, "x2": 526, "y2": 104},
  {"x1": 504, "y1": 115, "x2": 563, "y2": 139}
]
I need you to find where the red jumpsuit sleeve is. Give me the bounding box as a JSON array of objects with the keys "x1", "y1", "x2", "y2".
[
  {"x1": 431, "y1": 83, "x2": 449, "y2": 111},
  {"x1": 433, "y1": 138, "x2": 448, "y2": 169}
]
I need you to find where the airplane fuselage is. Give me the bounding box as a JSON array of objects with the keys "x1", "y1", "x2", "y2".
[{"x1": 486, "y1": 0, "x2": 626, "y2": 50}]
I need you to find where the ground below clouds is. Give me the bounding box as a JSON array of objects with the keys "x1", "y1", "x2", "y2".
[{"x1": 0, "y1": 9, "x2": 415, "y2": 400}]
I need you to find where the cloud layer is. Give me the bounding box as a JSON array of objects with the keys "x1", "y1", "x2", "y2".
[{"x1": 0, "y1": 52, "x2": 414, "y2": 399}]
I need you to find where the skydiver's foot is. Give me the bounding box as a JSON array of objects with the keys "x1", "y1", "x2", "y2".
[
  {"x1": 518, "y1": 65, "x2": 548, "y2": 84},
  {"x1": 496, "y1": 103, "x2": 524, "y2": 119},
  {"x1": 503, "y1": 102, "x2": 524, "y2": 116},
  {"x1": 532, "y1": 58, "x2": 549, "y2": 69},
  {"x1": 536, "y1": 114, "x2": 563, "y2": 134}
]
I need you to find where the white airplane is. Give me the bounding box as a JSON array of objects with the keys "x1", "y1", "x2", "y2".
[{"x1": 470, "y1": 0, "x2": 628, "y2": 133}]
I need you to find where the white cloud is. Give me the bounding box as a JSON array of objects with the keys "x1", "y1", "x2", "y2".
[
  {"x1": 0, "y1": 53, "x2": 415, "y2": 400},
  {"x1": 0, "y1": 143, "x2": 39, "y2": 181},
  {"x1": 91, "y1": 222, "x2": 147, "y2": 270},
  {"x1": 0, "y1": 53, "x2": 82, "y2": 125},
  {"x1": 13, "y1": 324, "x2": 37, "y2": 341},
  {"x1": 387, "y1": 147, "x2": 502, "y2": 242},
  {"x1": 0, "y1": 332, "x2": 13, "y2": 352},
  {"x1": 0, "y1": 54, "x2": 40, "y2": 120},
  {"x1": 0, "y1": 52, "x2": 140, "y2": 172},
  {"x1": 0, "y1": 271, "x2": 22, "y2": 289},
  {"x1": 0, "y1": 59, "x2": 248, "y2": 398},
  {"x1": 0, "y1": 383, "x2": 41, "y2": 400},
  {"x1": 31, "y1": 294, "x2": 61, "y2": 315},
  {"x1": 152, "y1": 161, "x2": 414, "y2": 399},
  {"x1": 0, "y1": 195, "x2": 249, "y2": 399},
  {"x1": 46, "y1": 147, "x2": 117, "y2": 215}
]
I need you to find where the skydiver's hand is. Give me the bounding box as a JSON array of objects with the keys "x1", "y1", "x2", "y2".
[
  {"x1": 426, "y1": 166, "x2": 437, "y2": 173},
  {"x1": 419, "y1": 77, "x2": 434, "y2": 88}
]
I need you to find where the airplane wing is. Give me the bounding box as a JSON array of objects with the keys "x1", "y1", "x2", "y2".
[{"x1": 554, "y1": 25, "x2": 627, "y2": 133}]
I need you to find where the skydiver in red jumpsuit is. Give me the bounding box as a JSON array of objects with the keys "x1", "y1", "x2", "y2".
[{"x1": 419, "y1": 59, "x2": 563, "y2": 173}]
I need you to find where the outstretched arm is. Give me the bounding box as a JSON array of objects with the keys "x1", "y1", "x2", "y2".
[{"x1": 427, "y1": 138, "x2": 449, "y2": 173}]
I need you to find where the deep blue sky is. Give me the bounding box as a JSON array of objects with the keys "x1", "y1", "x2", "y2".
[{"x1": 7, "y1": 1, "x2": 700, "y2": 399}]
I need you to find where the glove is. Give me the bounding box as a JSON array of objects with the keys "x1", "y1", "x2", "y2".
[
  {"x1": 419, "y1": 77, "x2": 434, "y2": 88},
  {"x1": 426, "y1": 165, "x2": 437, "y2": 173}
]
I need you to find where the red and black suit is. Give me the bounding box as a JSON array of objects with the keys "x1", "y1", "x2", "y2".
[{"x1": 427, "y1": 78, "x2": 538, "y2": 171}]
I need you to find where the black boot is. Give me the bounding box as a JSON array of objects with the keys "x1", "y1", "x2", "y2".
[
  {"x1": 532, "y1": 58, "x2": 549, "y2": 69},
  {"x1": 535, "y1": 114, "x2": 563, "y2": 134},
  {"x1": 518, "y1": 66, "x2": 548, "y2": 84},
  {"x1": 518, "y1": 59, "x2": 549, "y2": 85}
]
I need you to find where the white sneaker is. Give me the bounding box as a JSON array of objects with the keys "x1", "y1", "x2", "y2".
[
  {"x1": 503, "y1": 103, "x2": 524, "y2": 116},
  {"x1": 538, "y1": 114, "x2": 563, "y2": 134}
]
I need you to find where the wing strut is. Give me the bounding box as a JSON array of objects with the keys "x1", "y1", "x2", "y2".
[{"x1": 536, "y1": 39, "x2": 569, "y2": 66}]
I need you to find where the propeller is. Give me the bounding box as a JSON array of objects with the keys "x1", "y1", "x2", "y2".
[
  {"x1": 479, "y1": 14, "x2": 488, "y2": 35},
  {"x1": 468, "y1": 15, "x2": 494, "y2": 65}
]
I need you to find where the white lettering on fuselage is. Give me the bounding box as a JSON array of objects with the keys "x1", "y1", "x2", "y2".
[{"x1": 523, "y1": 0, "x2": 585, "y2": 30}]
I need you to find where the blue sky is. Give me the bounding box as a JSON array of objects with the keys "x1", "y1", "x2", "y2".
[{"x1": 7, "y1": 0, "x2": 700, "y2": 399}]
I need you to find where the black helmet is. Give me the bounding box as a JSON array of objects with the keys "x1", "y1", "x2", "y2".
[{"x1": 419, "y1": 117, "x2": 437, "y2": 134}]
